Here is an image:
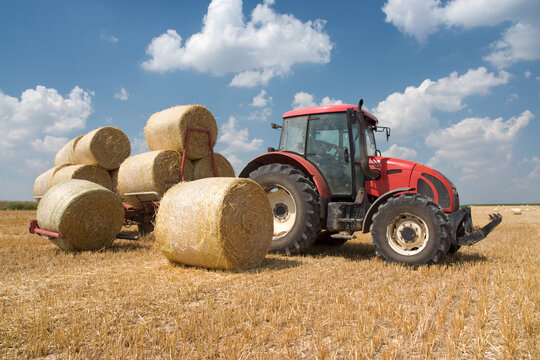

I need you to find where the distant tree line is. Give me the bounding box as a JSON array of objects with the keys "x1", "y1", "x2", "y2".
[{"x1": 0, "y1": 201, "x2": 38, "y2": 210}]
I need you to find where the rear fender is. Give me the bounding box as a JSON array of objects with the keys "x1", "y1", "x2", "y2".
[
  {"x1": 361, "y1": 187, "x2": 415, "y2": 233},
  {"x1": 239, "y1": 152, "x2": 331, "y2": 199}
]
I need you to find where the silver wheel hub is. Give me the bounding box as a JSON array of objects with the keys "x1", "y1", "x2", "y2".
[
  {"x1": 266, "y1": 186, "x2": 296, "y2": 239},
  {"x1": 387, "y1": 213, "x2": 429, "y2": 256}
]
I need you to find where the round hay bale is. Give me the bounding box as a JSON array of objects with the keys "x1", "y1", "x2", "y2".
[
  {"x1": 33, "y1": 165, "x2": 71, "y2": 201},
  {"x1": 74, "y1": 127, "x2": 131, "y2": 170},
  {"x1": 192, "y1": 153, "x2": 235, "y2": 180},
  {"x1": 155, "y1": 177, "x2": 273, "y2": 270},
  {"x1": 37, "y1": 179, "x2": 124, "y2": 251},
  {"x1": 117, "y1": 150, "x2": 191, "y2": 208},
  {"x1": 52, "y1": 164, "x2": 113, "y2": 190},
  {"x1": 144, "y1": 105, "x2": 218, "y2": 160},
  {"x1": 512, "y1": 208, "x2": 522, "y2": 215},
  {"x1": 54, "y1": 135, "x2": 83, "y2": 166}
]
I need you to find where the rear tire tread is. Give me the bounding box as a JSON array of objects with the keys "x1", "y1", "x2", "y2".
[{"x1": 249, "y1": 164, "x2": 320, "y2": 255}]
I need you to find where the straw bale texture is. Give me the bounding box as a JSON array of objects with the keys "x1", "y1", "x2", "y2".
[
  {"x1": 117, "y1": 150, "x2": 190, "y2": 208},
  {"x1": 144, "y1": 105, "x2": 218, "y2": 160},
  {"x1": 52, "y1": 164, "x2": 113, "y2": 190},
  {"x1": 109, "y1": 169, "x2": 119, "y2": 194},
  {"x1": 37, "y1": 179, "x2": 124, "y2": 251},
  {"x1": 74, "y1": 127, "x2": 131, "y2": 170},
  {"x1": 192, "y1": 153, "x2": 235, "y2": 180},
  {"x1": 155, "y1": 177, "x2": 273, "y2": 270},
  {"x1": 54, "y1": 135, "x2": 83, "y2": 166},
  {"x1": 33, "y1": 165, "x2": 70, "y2": 201}
]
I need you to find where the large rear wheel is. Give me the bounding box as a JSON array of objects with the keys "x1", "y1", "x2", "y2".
[
  {"x1": 370, "y1": 194, "x2": 450, "y2": 265},
  {"x1": 249, "y1": 164, "x2": 320, "y2": 255}
]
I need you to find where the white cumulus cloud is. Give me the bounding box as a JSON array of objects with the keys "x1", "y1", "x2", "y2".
[
  {"x1": 114, "y1": 87, "x2": 129, "y2": 101},
  {"x1": 0, "y1": 85, "x2": 93, "y2": 177},
  {"x1": 142, "y1": 0, "x2": 333, "y2": 87},
  {"x1": 382, "y1": 144, "x2": 418, "y2": 159},
  {"x1": 373, "y1": 67, "x2": 509, "y2": 139},
  {"x1": 382, "y1": 0, "x2": 540, "y2": 68},
  {"x1": 426, "y1": 110, "x2": 533, "y2": 181},
  {"x1": 217, "y1": 116, "x2": 264, "y2": 173},
  {"x1": 219, "y1": 116, "x2": 264, "y2": 153},
  {"x1": 292, "y1": 92, "x2": 343, "y2": 109},
  {"x1": 251, "y1": 90, "x2": 272, "y2": 108}
]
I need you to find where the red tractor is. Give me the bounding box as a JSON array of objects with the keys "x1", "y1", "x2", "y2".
[{"x1": 240, "y1": 99, "x2": 502, "y2": 265}]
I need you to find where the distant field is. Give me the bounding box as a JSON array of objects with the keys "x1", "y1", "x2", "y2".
[{"x1": 0, "y1": 206, "x2": 538, "y2": 359}]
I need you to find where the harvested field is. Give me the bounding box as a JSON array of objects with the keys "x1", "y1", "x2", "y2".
[{"x1": 0, "y1": 206, "x2": 538, "y2": 359}]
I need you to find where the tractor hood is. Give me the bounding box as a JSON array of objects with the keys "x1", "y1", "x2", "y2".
[{"x1": 366, "y1": 157, "x2": 459, "y2": 212}]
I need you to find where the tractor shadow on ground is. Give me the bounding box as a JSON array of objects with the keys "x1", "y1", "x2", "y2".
[
  {"x1": 306, "y1": 242, "x2": 377, "y2": 261},
  {"x1": 441, "y1": 252, "x2": 488, "y2": 266},
  {"x1": 245, "y1": 257, "x2": 304, "y2": 273}
]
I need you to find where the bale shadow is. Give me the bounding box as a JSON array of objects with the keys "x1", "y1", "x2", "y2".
[
  {"x1": 164, "y1": 256, "x2": 303, "y2": 274},
  {"x1": 105, "y1": 238, "x2": 154, "y2": 252},
  {"x1": 305, "y1": 242, "x2": 377, "y2": 261}
]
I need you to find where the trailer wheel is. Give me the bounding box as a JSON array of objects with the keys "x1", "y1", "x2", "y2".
[
  {"x1": 138, "y1": 222, "x2": 154, "y2": 236},
  {"x1": 249, "y1": 164, "x2": 320, "y2": 255},
  {"x1": 370, "y1": 194, "x2": 450, "y2": 265}
]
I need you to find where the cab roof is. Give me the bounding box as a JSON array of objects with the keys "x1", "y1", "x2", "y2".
[{"x1": 283, "y1": 104, "x2": 378, "y2": 123}]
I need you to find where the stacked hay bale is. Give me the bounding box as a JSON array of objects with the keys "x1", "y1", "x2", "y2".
[
  {"x1": 117, "y1": 105, "x2": 234, "y2": 207},
  {"x1": 37, "y1": 179, "x2": 124, "y2": 251},
  {"x1": 55, "y1": 135, "x2": 83, "y2": 166},
  {"x1": 33, "y1": 127, "x2": 130, "y2": 201},
  {"x1": 155, "y1": 177, "x2": 273, "y2": 270},
  {"x1": 144, "y1": 105, "x2": 235, "y2": 179},
  {"x1": 118, "y1": 150, "x2": 187, "y2": 208}
]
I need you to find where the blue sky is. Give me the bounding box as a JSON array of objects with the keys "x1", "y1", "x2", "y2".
[{"x1": 1, "y1": 0, "x2": 539, "y2": 204}]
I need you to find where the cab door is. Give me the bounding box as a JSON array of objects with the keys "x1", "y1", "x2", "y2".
[{"x1": 305, "y1": 113, "x2": 353, "y2": 197}]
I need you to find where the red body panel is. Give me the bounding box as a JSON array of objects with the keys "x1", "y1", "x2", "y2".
[
  {"x1": 366, "y1": 156, "x2": 457, "y2": 212},
  {"x1": 238, "y1": 151, "x2": 331, "y2": 199},
  {"x1": 283, "y1": 104, "x2": 378, "y2": 123},
  {"x1": 365, "y1": 157, "x2": 416, "y2": 197}
]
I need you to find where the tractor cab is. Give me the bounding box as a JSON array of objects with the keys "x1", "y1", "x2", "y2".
[{"x1": 278, "y1": 103, "x2": 380, "y2": 200}]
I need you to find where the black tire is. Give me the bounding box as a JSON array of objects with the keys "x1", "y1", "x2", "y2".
[
  {"x1": 249, "y1": 164, "x2": 320, "y2": 255},
  {"x1": 370, "y1": 193, "x2": 451, "y2": 265},
  {"x1": 138, "y1": 222, "x2": 154, "y2": 236},
  {"x1": 315, "y1": 230, "x2": 348, "y2": 247}
]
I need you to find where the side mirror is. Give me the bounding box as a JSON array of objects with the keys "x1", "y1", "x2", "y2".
[{"x1": 271, "y1": 123, "x2": 282, "y2": 129}]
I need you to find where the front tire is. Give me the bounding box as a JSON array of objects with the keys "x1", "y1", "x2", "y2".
[
  {"x1": 371, "y1": 194, "x2": 450, "y2": 265},
  {"x1": 249, "y1": 164, "x2": 320, "y2": 255}
]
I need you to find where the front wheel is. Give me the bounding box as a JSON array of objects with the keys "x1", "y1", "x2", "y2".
[
  {"x1": 370, "y1": 194, "x2": 450, "y2": 265},
  {"x1": 249, "y1": 164, "x2": 320, "y2": 255}
]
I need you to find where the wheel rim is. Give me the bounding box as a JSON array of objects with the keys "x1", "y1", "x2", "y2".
[
  {"x1": 265, "y1": 185, "x2": 297, "y2": 239},
  {"x1": 386, "y1": 213, "x2": 429, "y2": 256}
]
